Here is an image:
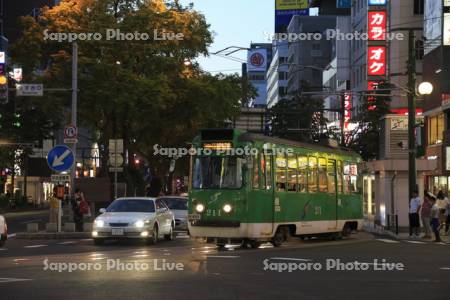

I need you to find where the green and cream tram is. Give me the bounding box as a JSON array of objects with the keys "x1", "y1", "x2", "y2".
[{"x1": 188, "y1": 129, "x2": 363, "y2": 248}]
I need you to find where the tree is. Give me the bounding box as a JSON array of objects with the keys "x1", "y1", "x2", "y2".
[
  {"x1": 330, "y1": 82, "x2": 393, "y2": 161},
  {"x1": 268, "y1": 84, "x2": 326, "y2": 143},
  {"x1": 10, "y1": 0, "x2": 245, "y2": 193}
]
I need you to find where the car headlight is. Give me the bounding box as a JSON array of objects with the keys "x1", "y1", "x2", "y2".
[
  {"x1": 223, "y1": 204, "x2": 233, "y2": 213},
  {"x1": 135, "y1": 220, "x2": 145, "y2": 228},
  {"x1": 95, "y1": 220, "x2": 105, "y2": 228},
  {"x1": 195, "y1": 203, "x2": 205, "y2": 213}
]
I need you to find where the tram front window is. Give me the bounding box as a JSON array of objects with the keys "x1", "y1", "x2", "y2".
[{"x1": 193, "y1": 156, "x2": 243, "y2": 189}]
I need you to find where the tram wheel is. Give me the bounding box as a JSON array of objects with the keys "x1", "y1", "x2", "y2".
[
  {"x1": 271, "y1": 227, "x2": 286, "y2": 247},
  {"x1": 246, "y1": 240, "x2": 262, "y2": 249}
]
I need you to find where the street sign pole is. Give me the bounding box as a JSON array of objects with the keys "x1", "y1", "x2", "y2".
[{"x1": 70, "y1": 42, "x2": 78, "y2": 198}]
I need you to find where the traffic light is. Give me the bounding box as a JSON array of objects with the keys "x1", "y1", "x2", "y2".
[
  {"x1": 12, "y1": 112, "x2": 21, "y2": 128},
  {"x1": 0, "y1": 75, "x2": 8, "y2": 104}
]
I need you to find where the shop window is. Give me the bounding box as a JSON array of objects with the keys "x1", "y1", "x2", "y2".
[
  {"x1": 286, "y1": 154, "x2": 298, "y2": 192},
  {"x1": 328, "y1": 160, "x2": 336, "y2": 195},
  {"x1": 275, "y1": 154, "x2": 286, "y2": 192},
  {"x1": 308, "y1": 157, "x2": 318, "y2": 193},
  {"x1": 318, "y1": 158, "x2": 327, "y2": 193},
  {"x1": 297, "y1": 156, "x2": 308, "y2": 193},
  {"x1": 428, "y1": 114, "x2": 444, "y2": 145},
  {"x1": 344, "y1": 162, "x2": 358, "y2": 194}
]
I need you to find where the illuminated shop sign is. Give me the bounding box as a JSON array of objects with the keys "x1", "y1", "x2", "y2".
[
  {"x1": 367, "y1": 46, "x2": 386, "y2": 76},
  {"x1": 368, "y1": 11, "x2": 387, "y2": 41}
]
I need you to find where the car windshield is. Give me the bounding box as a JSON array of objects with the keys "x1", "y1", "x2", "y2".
[
  {"x1": 192, "y1": 156, "x2": 243, "y2": 189},
  {"x1": 160, "y1": 198, "x2": 188, "y2": 210},
  {"x1": 106, "y1": 199, "x2": 155, "y2": 213}
]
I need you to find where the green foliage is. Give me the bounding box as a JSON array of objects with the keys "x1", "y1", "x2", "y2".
[
  {"x1": 9, "y1": 0, "x2": 245, "y2": 186},
  {"x1": 268, "y1": 86, "x2": 326, "y2": 143}
]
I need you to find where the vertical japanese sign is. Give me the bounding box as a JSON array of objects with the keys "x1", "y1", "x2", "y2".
[
  {"x1": 368, "y1": 11, "x2": 387, "y2": 41},
  {"x1": 367, "y1": 46, "x2": 386, "y2": 76},
  {"x1": 344, "y1": 93, "x2": 352, "y2": 131}
]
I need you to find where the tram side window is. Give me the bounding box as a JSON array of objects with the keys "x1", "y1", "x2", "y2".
[
  {"x1": 265, "y1": 154, "x2": 273, "y2": 190},
  {"x1": 318, "y1": 158, "x2": 328, "y2": 193},
  {"x1": 337, "y1": 161, "x2": 343, "y2": 194},
  {"x1": 308, "y1": 157, "x2": 318, "y2": 193},
  {"x1": 343, "y1": 162, "x2": 358, "y2": 194},
  {"x1": 252, "y1": 153, "x2": 259, "y2": 189},
  {"x1": 275, "y1": 154, "x2": 287, "y2": 192},
  {"x1": 286, "y1": 154, "x2": 298, "y2": 192},
  {"x1": 297, "y1": 156, "x2": 308, "y2": 193},
  {"x1": 328, "y1": 160, "x2": 336, "y2": 194}
]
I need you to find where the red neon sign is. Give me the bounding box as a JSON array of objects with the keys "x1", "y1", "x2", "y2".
[
  {"x1": 344, "y1": 93, "x2": 351, "y2": 131},
  {"x1": 368, "y1": 11, "x2": 387, "y2": 41},
  {"x1": 368, "y1": 46, "x2": 386, "y2": 76}
]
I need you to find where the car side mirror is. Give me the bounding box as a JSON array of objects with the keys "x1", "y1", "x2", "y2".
[{"x1": 99, "y1": 208, "x2": 106, "y2": 214}]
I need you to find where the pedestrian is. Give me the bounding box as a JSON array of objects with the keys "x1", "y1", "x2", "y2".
[
  {"x1": 409, "y1": 190, "x2": 421, "y2": 238},
  {"x1": 436, "y1": 190, "x2": 449, "y2": 232},
  {"x1": 420, "y1": 192, "x2": 433, "y2": 239},
  {"x1": 445, "y1": 200, "x2": 450, "y2": 235},
  {"x1": 49, "y1": 187, "x2": 60, "y2": 224},
  {"x1": 430, "y1": 196, "x2": 442, "y2": 242},
  {"x1": 72, "y1": 189, "x2": 88, "y2": 232}
]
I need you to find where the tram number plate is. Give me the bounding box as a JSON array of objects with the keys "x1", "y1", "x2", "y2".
[
  {"x1": 188, "y1": 214, "x2": 201, "y2": 221},
  {"x1": 112, "y1": 229, "x2": 124, "y2": 236}
]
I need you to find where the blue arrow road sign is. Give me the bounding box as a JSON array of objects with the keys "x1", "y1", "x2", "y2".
[{"x1": 47, "y1": 145, "x2": 75, "y2": 172}]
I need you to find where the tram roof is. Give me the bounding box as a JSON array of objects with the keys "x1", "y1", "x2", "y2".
[{"x1": 238, "y1": 132, "x2": 359, "y2": 158}]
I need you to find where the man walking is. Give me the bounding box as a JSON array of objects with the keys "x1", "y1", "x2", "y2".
[{"x1": 409, "y1": 190, "x2": 421, "y2": 238}]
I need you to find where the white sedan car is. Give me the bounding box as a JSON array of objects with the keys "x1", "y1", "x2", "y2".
[
  {"x1": 0, "y1": 215, "x2": 7, "y2": 247},
  {"x1": 159, "y1": 196, "x2": 188, "y2": 230},
  {"x1": 92, "y1": 197, "x2": 174, "y2": 245}
]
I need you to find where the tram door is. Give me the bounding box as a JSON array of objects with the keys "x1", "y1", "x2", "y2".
[{"x1": 328, "y1": 159, "x2": 338, "y2": 229}]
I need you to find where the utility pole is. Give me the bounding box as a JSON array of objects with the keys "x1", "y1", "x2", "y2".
[
  {"x1": 71, "y1": 42, "x2": 78, "y2": 196},
  {"x1": 407, "y1": 29, "x2": 417, "y2": 201}
]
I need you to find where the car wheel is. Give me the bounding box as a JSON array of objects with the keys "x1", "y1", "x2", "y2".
[
  {"x1": 93, "y1": 238, "x2": 105, "y2": 246},
  {"x1": 164, "y1": 225, "x2": 174, "y2": 241},
  {"x1": 147, "y1": 226, "x2": 158, "y2": 245}
]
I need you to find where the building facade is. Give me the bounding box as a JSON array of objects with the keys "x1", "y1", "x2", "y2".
[
  {"x1": 266, "y1": 41, "x2": 288, "y2": 108},
  {"x1": 247, "y1": 43, "x2": 273, "y2": 108}
]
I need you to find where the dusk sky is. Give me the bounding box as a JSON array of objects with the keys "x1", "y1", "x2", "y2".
[{"x1": 180, "y1": 0, "x2": 274, "y2": 74}]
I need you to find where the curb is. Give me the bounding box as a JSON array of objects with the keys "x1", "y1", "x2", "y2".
[{"x1": 15, "y1": 232, "x2": 92, "y2": 240}]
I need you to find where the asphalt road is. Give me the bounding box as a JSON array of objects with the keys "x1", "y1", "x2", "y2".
[{"x1": 0, "y1": 232, "x2": 449, "y2": 300}]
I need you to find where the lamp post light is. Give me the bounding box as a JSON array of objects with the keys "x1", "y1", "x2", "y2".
[{"x1": 417, "y1": 82, "x2": 433, "y2": 96}]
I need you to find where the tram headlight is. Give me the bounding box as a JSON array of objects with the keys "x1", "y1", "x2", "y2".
[
  {"x1": 195, "y1": 203, "x2": 205, "y2": 213},
  {"x1": 223, "y1": 204, "x2": 233, "y2": 214}
]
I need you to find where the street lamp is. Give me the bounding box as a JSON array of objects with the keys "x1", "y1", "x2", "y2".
[{"x1": 417, "y1": 81, "x2": 433, "y2": 96}]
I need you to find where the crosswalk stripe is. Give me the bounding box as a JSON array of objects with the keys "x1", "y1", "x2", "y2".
[
  {"x1": 376, "y1": 239, "x2": 400, "y2": 243},
  {"x1": 57, "y1": 241, "x2": 77, "y2": 245},
  {"x1": 405, "y1": 240, "x2": 426, "y2": 244}
]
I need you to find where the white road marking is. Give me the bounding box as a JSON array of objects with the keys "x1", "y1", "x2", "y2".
[
  {"x1": 57, "y1": 241, "x2": 77, "y2": 245},
  {"x1": 269, "y1": 257, "x2": 312, "y2": 262},
  {"x1": 0, "y1": 278, "x2": 33, "y2": 283},
  {"x1": 376, "y1": 239, "x2": 400, "y2": 243},
  {"x1": 440, "y1": 267, "x2": 450, "y2": 270},
  {"x1": 0, "y1": 248, "x2": 7, "y2": 251},
  {"x1": 20, "y1": 219, "x2": 42, "y2": 224},
  {"x1": 8, "y1": 233, "x2": 16, "y2": 238},
  {"x1": 405, "y1": 240, "x2": 426, "y2": 244},
  {"x1": 207, "y1": 255, "x2": 240, "y2": 259},
  {"x1": 176, "y1": 235, "x2": 190, "y2": 239},
  {"x1": 24, "y1": 244, "x2": 47, "y2": 248}
]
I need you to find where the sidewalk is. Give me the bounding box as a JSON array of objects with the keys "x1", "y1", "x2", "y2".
[{"x1": 363, "y1": 222, "x2": 450, "y2": 243}]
